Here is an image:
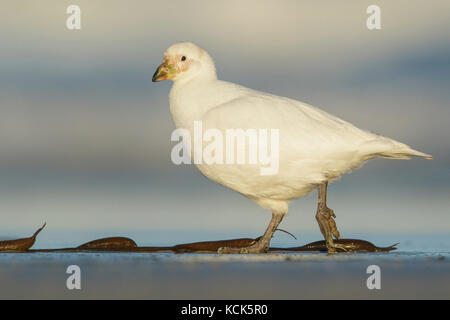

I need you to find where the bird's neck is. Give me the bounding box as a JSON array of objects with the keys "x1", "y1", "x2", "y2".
[{"x1": 169, "y1": 78, "x2": 218, "y2": 131}]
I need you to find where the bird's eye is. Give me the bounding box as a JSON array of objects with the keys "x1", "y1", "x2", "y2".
[{"x1": 181, "y1": 56, "x2": 186, "y2": 61}]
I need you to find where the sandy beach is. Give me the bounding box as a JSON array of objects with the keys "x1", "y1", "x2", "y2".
[{"x1": 0, "y1": 249, "x2": 448, "y2": 299}]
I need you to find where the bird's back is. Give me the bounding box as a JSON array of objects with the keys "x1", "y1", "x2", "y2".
[
  {"x1": 201, "y1": 81, "x2": 377, "y2": 156},
  {"x1": 202, "y1": 80, "x2": 431, "y2": 160}
]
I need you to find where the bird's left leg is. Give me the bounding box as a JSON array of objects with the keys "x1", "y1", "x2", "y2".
[
  {"x1": 316, "y1": 181, "x2": 347, "y2": 253},
  {"x1": 218, "y1": 212, "x2": 284, "y2": 254}
]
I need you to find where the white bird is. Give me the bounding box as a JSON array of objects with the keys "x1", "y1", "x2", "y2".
[{"x1": 152, "y1": 42, "x2": 432, "y2": 254}]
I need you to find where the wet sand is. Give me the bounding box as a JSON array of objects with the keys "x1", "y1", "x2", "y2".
[{"x1": 0, "y1": 250, "x2": 448, "y2": 299}]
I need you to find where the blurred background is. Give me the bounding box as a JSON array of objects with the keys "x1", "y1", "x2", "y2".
[{"x1": 0, "y1": 0, "x2": 449, "y2": 249}]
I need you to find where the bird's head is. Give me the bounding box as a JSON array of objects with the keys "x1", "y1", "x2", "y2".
[{"x1": 152, "y1": 42, "x2": 217, "y2": 83}]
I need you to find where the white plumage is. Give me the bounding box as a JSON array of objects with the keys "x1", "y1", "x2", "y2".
[{"x1": 155, "y1": 42, "x2": 432, "y2": 216}]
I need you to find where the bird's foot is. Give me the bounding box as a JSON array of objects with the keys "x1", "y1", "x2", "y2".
[
  {"x1": 218, "y1": 212, "x2": 283, "y2": 254},
  {"x1": 326, "y1": 240, "x2": 348, "y2": 254},
  {"x1": 218, "y1": 242, "x2": 269, "y2": 254}
]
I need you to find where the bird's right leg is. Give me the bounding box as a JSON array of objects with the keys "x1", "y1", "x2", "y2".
[{"x1": 315, "y1": 182, "x2": 347, "y2": 254}]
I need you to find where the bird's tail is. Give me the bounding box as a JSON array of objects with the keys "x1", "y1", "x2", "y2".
[{"x1": 359, "y1": 137, "x2": 433, "y2": 160}]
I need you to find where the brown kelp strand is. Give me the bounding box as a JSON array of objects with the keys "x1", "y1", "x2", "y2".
[
  {"x1": 77, "y1": 237, "x2": 138, "y2": 249},
  {"x1": 172, "y1": 238, "x2": 258, "y2": 253},
  {"x1": 271, "y1": 239, "x2": 398, "y2": 253},
  {"x1": 0, "y1": 223, "x2": 46, "y2": 252}
]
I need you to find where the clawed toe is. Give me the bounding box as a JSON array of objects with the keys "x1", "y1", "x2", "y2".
[{"x1": 327, "y1": 242, "x2": 348, "y2": 254}]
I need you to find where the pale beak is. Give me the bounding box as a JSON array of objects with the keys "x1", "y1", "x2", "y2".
[{"x1": 152, "y1": 62, "x2": 177, "y2": 82}]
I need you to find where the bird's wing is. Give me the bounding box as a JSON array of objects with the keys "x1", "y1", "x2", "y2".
[{"x1": 201, "y1": 86, "x2": 377, "y2": 157}]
